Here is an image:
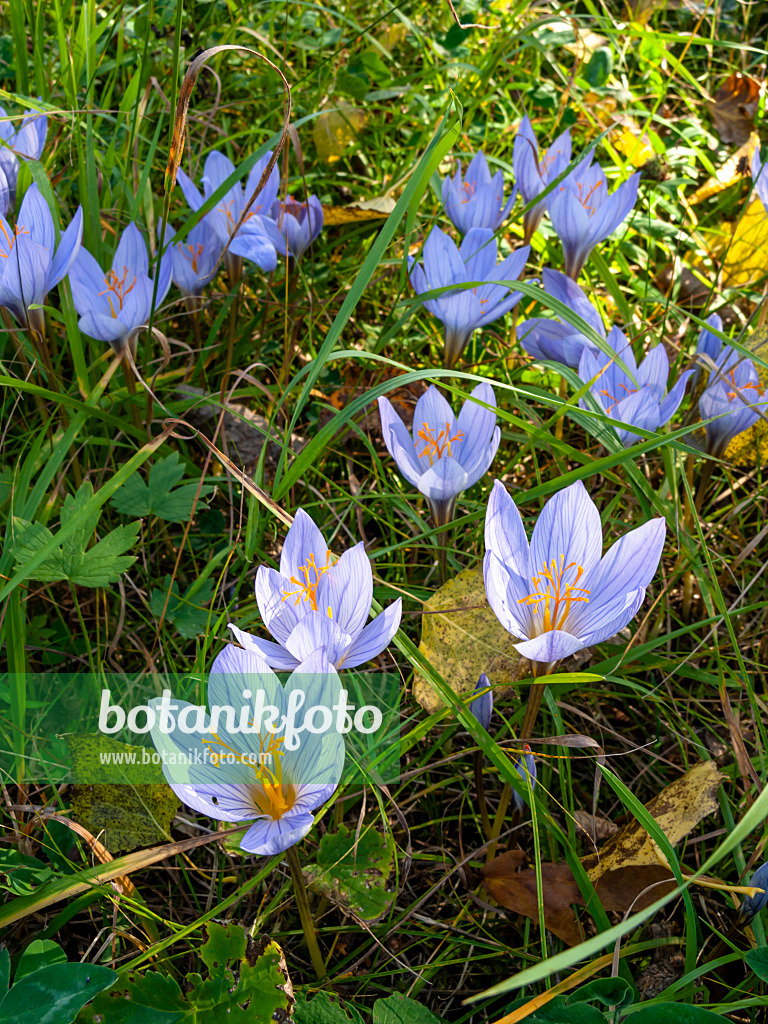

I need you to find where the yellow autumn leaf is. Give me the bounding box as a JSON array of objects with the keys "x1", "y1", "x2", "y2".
[
  {"x1": 312, "y1": 102, "x2": 366, "y2": 164},
  {"x1": 721, "y1": 196, "x2": 768, "y2": 288},
  {"x1": 688, "y1": 131, "x2": 758, "y2": 206},
  {"x1": 722, "y1": 323, "x2": 768, "y2": 465},
  {"x1": 415, "y1": 567, "x2": 526, "y2": 714},
  {"x1": 612, "y1": 126, "x2": 655, "y2": 168}
]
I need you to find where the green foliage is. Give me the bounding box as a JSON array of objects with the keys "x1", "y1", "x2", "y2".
[
  {"x1": 76, "y1": 924, "x2": 293, "y2": 1024},
  {"x1": 110, "y1": 452, "x2": 212, "y2": 523},
  {"x1": 149, "y1": 575, "x2": 214, "y2": 638},
  {"x1": 0, "y1": 849, "x2": 55, "y2": 896},
  {"x1": 304, "y1": 823, "x2": 397, "y2": 923},
  {"x1": 0, "y1": 940, "x2": 115, "y2": 1024},
  {"x1": 745, "y1": 945, "x2": 768, "y2": 980},
  {"x1": 12, "y1": 482, "x2": 139, "y2": 586}
]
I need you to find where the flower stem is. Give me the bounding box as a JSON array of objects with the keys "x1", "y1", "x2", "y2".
[
  {"x1": 286, "y1": 845, "x2": 327, "y2": 979},
  {"x1": 485, "y1": 779, "x2": 512, "y2": 863}
]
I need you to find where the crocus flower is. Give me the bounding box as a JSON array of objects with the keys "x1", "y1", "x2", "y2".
[
  {"x1": 69, "y1": 222, "x2": 171, "y2": 352},
  {"x1": 511, "y1": 743, "x2": 537, "y2": 813},
  {"x1": 377, "y1": 382, "x2": 500, "y2": 525},
  {"x1": 442, "y1": 152, "x2": 515, "y2": 235},
  {"x1": 578, "y1": 328, "x2": 693, "y2": 447},
  {"x1": 547, "y1": 157, "x2": 640, "y2": 279},
  {"x1": 0, "y1": 183, "x2": 82, "y2": 332},
  {"x1": 484, "y1": 479, "x2": 666, "y2": 664},
  {"x1": 252, "y1": 194, "x2": 324, "y2": 262},
  {"x1": 176, "y1": 150, "x2": 278, "y2": 271},
  {"x1": 160, "y1": 219, "x2": 223, "y2": 297},
  {"x1": 738, "y1": 862, "x2": 768, "y2": 924},
  {"x1": 699, "y1": 346, "x2": 768, "y2": 456},
  {"x1": 517, "y1": 268, "x2": 605, "y2": 367},
  {"x1": 752, "y1": 149, "x2": 768, "y2": 218},
  {"x1": 690, "y1": 313, "x2": 723, "y2": 390},
  {"x1": 469, "y1": 672, "x2": 494, "y2": 730},
  {"x1": 409, "y1": 226, "x2": 530, "y2": 369},
  {"x1": 0, "y1": 103, "x2": 47, "y2": 206},
  {"x1": 229, "y1": 509, "x2": 402, "y2": 671},
  {"x1": 513, "y1": 115, "x2": 573, "y2": 243},
  {"x1": 149, "y1": 645, "x2": 345, "y2": 856}
]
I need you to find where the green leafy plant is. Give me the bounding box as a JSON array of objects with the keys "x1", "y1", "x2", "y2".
[{"x1": 110, "y1": 452, "x2": 212, "y2": 522}]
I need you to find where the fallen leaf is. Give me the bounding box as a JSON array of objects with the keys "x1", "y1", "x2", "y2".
[
  {"x1": 481, "y1": 762, "x2": 723, "y2": 941},
  {"x1": 722, "y1": 324, "x2": 768, "y2": 465},
  {"x1": 573, "y1": 810, "x2": 619, "y2": 843},
  {"x1": 709, "y1": 73, "x2": 760, "y2": 146},
  {"x1": 322, "y1": 197, "x2": 395, "y2": 226},
  {"x1": 721, "y1": 196, "x2": 768, "y2": 288},
  {"x1": 481, "y1": 851, "x2": 585, "y2": 947},
  {"x1": 415, "y1": 568, "x2": 527, "y2": 714},
  {"x1": 612, "y1": 126, "x2": 655, "y2": 168},
  {"x1": 313, "y1": 102, "x2": 366, "y2": 164},
  {"x1": 688, "y1": 131, "x2": 758, "y2": 205}
]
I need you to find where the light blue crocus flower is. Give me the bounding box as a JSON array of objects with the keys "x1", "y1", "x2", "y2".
[
  {"x1": 690, "y1": 313, "x2": 723, "y2": 391},
  {"x1": 0, "y1": 183, "x2": 82, "y2": 332},
  {"x1": 409, "y1": 226, "x2": 530, "y2": 369},
  {"x1": 161, "y1": 219, "x2": 223, "y2": 297},
  {"x1": 578, "y1": 327, "x2": 693, "y2": 447},
  {"x1": 377, "y1": 382, "x2": 500, "y2": 525},
  {"x1": 518, "y1": 268, "x2": 604, "y2": 367},
  {"x1": 547, "y1": 157, "x2": 640, "y2": 279},
  {"x1": 751, "y1": 149, "x2": 768, "y2": 217},
  {"x1": 442, "y1": 152, "x2": 515, "y2": 235},
  {"x1": 176, "y1": 150, "x2": 278, "y2": 271},
  {"x1": 738, "y1": 862, "x2": 768, "y2": 924},
  {"x1": 511, "y1": 743, "x2": 537, "y2": 813},
  {"x1": 699, "y1": 346, "x2": 768, "y2": 456},
  {"x1": 484, "y1": 479, "x2": 666, "y2": 664},
  {"x1": 252, "y1": 194, "x2": 324, "y2": 262},
  {"x1": 469, "y1": 672, "x2": 494, "y2": 730},
  {"x1": 229, "y1": 509, "x2": 402, "y2": 671},
  {"x1": 0, "y1": 102, "x2": 47, "y2": 206},
  {"x1": 69, "y1": 222, "x2": 172, "y2": 352},
  {"x1": 513, "y1": 115, "x2": 572, "y2": 243},
  {"x1": 149, "y1": 645, "x2": 345, "y2": 856}
]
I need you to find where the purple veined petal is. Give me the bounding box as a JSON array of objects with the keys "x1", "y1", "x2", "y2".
[
  {"x1": 529, "y1": 480, "x2": 603, "y2": 578},
  {"x1": 577, "y1": 588, "x2": 646, "y2": 650},
  {"x1": 697, "y1": 313, "x2": 723, "y2": 359},
  {"x1": 438, "y1": 287, "x2": 483, "y2": 339},
  {"x1": 17, "y1": 182, "x2": 54, "y2": 254},
  {"x1": 47, "y1": 206, "x2": 83, "y2": 290},
  {"x1": 244, "y1": 152, "x2": 280, "y2": 215},
  {"x1": 547, "y1": 184, "x2": 593, "y2": 278},
  {"x1": 67, "y1": 247, "x2": 107, "y2": 312},
  {"x1": 291, "y1": 782, "x2": 341, "y2": 815},
  {"x1": 484, "y1": 479, "x2": 530, "y2": 575},
  {"x1": 546, "y1": 127, "x2": 573, "y2": 177},
  {"x1": 228, "y1": 220, "x2": 278, "y2": 271},
  {"x1": 337, "y1": 598, "x2": 402, "y2": 668},
  {"x1": 541, "y1": 268, "x2": 605, "y2": 337},
  {"x1": 603, "y1": 171, "x2": 641, "y2": 237},
  {"x1": 408, "y1": 258, "x2": 430, "y2": 300},
  {"x1": 166, "y1": 781, "x2": 255, "y2": 822},
  {"x1": 463, "y1": 424, "x2": 500, "y2": 488},
  {"x1": 279, "y1": 509, "x2": 330, "y2": 580},
  {"x1": 175, "y1": 167, "x2": 204, "y2": 212},
  {"x1": 0, "y1": 232, "x2": 48, "y2": 312},
  {"x1": 413, "y1": 385, "x2": 457, "y2": 458},
  {"x1": 278, "y1": 210, "x2": 306, "y2": 257},
  {"x1": 256, "y1": 565, "x2": 299, "y2": 642},
  {"x1": 0, "y1": 166, "x2": 8, "y2": 217},
  {"x1": 78, "y1": 310, "x2": 131, "y2": 347},
  {"x1": 443, "y1": 320, "x2": 476, "y2": 369},
  {"x1": 306, "y1": 195, "x2": 324, "y2": 239},
  {"x1": 475, "y1": 287, "x2": 523, "y2": 328},
  {"x1": 460, "y1": 227, "x2": 498, "y2": 281},
  {"x1": 151, "y1": 250, "x2": 173, "y2": 306},
  {"x1": 202, "y1": 151, "x2": 242, "y2": 229},
  {"x1": 207, "y1": 641, "x2": 278, "y2": 706},
  {"x1": 658, "y1": 369, "x2": 694, "y2": 425},
  {"x1": 417, "y1": 455, "x2": 468, "y2": 502},
  {"x1": 513, "y1": 629, "x2": 587, "y2": 663},
  {"x1": 465, "y1": 151, "x2": 492, "y2": 188},
  {"x1": 113, "y1": 222, "x2": 149, "y2": 279},
  {"x1": 512, "y1": 116, "x2": 544, "y2": 203},
  {"x1": 117, "y1": 272, "x2": 153, "y2": 333},
  {"x1": 284, "y1": 612, "x2": 352, "y2": 667},
  {"x1": 612, "y1": 388, "x2": 661, "y2": 447},
  {"x1": 752, "y1": 148, "x2": 768, "y2": 214},
  {"x1": 483, "y1": 550, "x2": 534, "y2": 641},
  {"x1": 227, "y1": 621, "x2": 301, "y2": 670},
  {"x1": 635, "y1": 344, "x2": 668, "y2": 397},
  {"x1": 578, "y1": 347, "x2": 604, "y2": 400},
  {"x1": 16, "y1": 110, "x2": 47, "y2": 160},
  {"x1": 469, "y1": 672, "x2": 494, "y2": 730},
  {"x1": 240, "y1": 812, "x2": 316, "y2": 855},
  {"x1": 422, "y1": 226, "x2": 467, "y2": 289},
  {"x1": 316, "y1": 541, "x2": 373, "y2": 638},
  {"x1": 517, "y1": 317, "x2": 556, "y2": 361},
  {"x1": 456, "y1": 382, "x2": 498, "y2": 474},
  {"x1": 566, "y1": 518, "x2": 666, "y2": 639},
  {"x1": 377, "y1": 396, "x2": 423, "y2": 486},
  {"x1": 486, "y1": 245, "x2": 529, "y2": 289}
]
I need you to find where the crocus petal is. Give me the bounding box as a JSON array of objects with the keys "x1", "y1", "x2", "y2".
[
  {"x1": 612, "y1": 389, "x2": 661, "y2": 447},
  {"x1": 418, "y1": 456, "x2": 468, "y2": 502},
  {"x1": 240, "y1": 812, "x2": 316, "y2": 855},
  {"x1": 280, "y1": 508, "x2": 329, "y2": 578},
  {"x1": 529, "y1": 480, "x2": 603, "y2": 576},
  {"x1": 47, "y1": 206, "x2": 83, "y2": 289},
  {"x1": 484, "y1": 479, "x2": 530, "y2": 575},
  {"x1": 514, "y1": 629, "x2": 586, "y2": 662},
  {"x1": 483, "y1": 550, "x2": 533, "y2": 641},
  {"x1": 635, "y1": 344, "x2": 668, "y2": 397},
  {"x1": 469, "y1": 673, "x2": 493, "y2": 730},
  {"x1": 317, "y1": 542, "x2": 373, "y2": 638},
  {"x1": 284, "y1": 613, "x2": 353, "y2": 667},
  {"x1": 175, "y1": 167, "x2": 204, "y2": 212},
  {"x1": 461, "y1": 228, "x2": 497, "y2": 282},
  {"x1": 540, "y1": 268, "x2": 606, "y2": 337},
  {"x1": 228, "y1": 221, "x2": 278, "y2": 271},
  {"x1": 413, "y1": 385, "x2": 457, "y2": 453},
  {"x1": 18, "y1": 183, "x2": 54, "y2": 254},
  {"x1": 338, "y1": 598, "x2": 402, "y2": 668},
  {"x1": 657, "y1": 369, "x2": 694, "y2": 425},
  {"x1": 456, "y1": 382, "x2": 497, "y2": 472},
  {"x1": 227, "y1": 623, "x2": 301, "y2": 670},
  {"x1": 377, "y1": 396, "x2": 423, "y2": 486},
  {"x1": 78, "y1": 310, "x2": 131, "y2": 347},
  {"x1": 422, "y1": 226, "x2": 467, "y2": 289},
  {"x1": 113, "y1": 222, "x2": 149, "y2": 279}
]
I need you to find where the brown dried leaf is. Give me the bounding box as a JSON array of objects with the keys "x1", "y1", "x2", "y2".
[
  {"x1": 689, "y1": 131, "x2": 759, "y2": 206},
  {"x1": 709, "y1": 73, "x2": 760, "y2": 146},
  {"x1": 573, "y1": 810, "x2": 619, "y2": 843},
  {"x1": 481, "y1": 851, "x2": 585, "y2": 947}
]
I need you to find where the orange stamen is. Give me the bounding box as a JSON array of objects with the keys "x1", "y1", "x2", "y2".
[
  {"x1": 518, "y1": 555, "x2": 590, "y2": 632},
  {"x1": 416, "y1": 421, "x2": 465, "y2": 464},
  {"x1": 281, "y1": 550, "x2": 338, "y2": 611},
  {"x1": 98, "y1": 266, "x2": 137, "y2": 318}
]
